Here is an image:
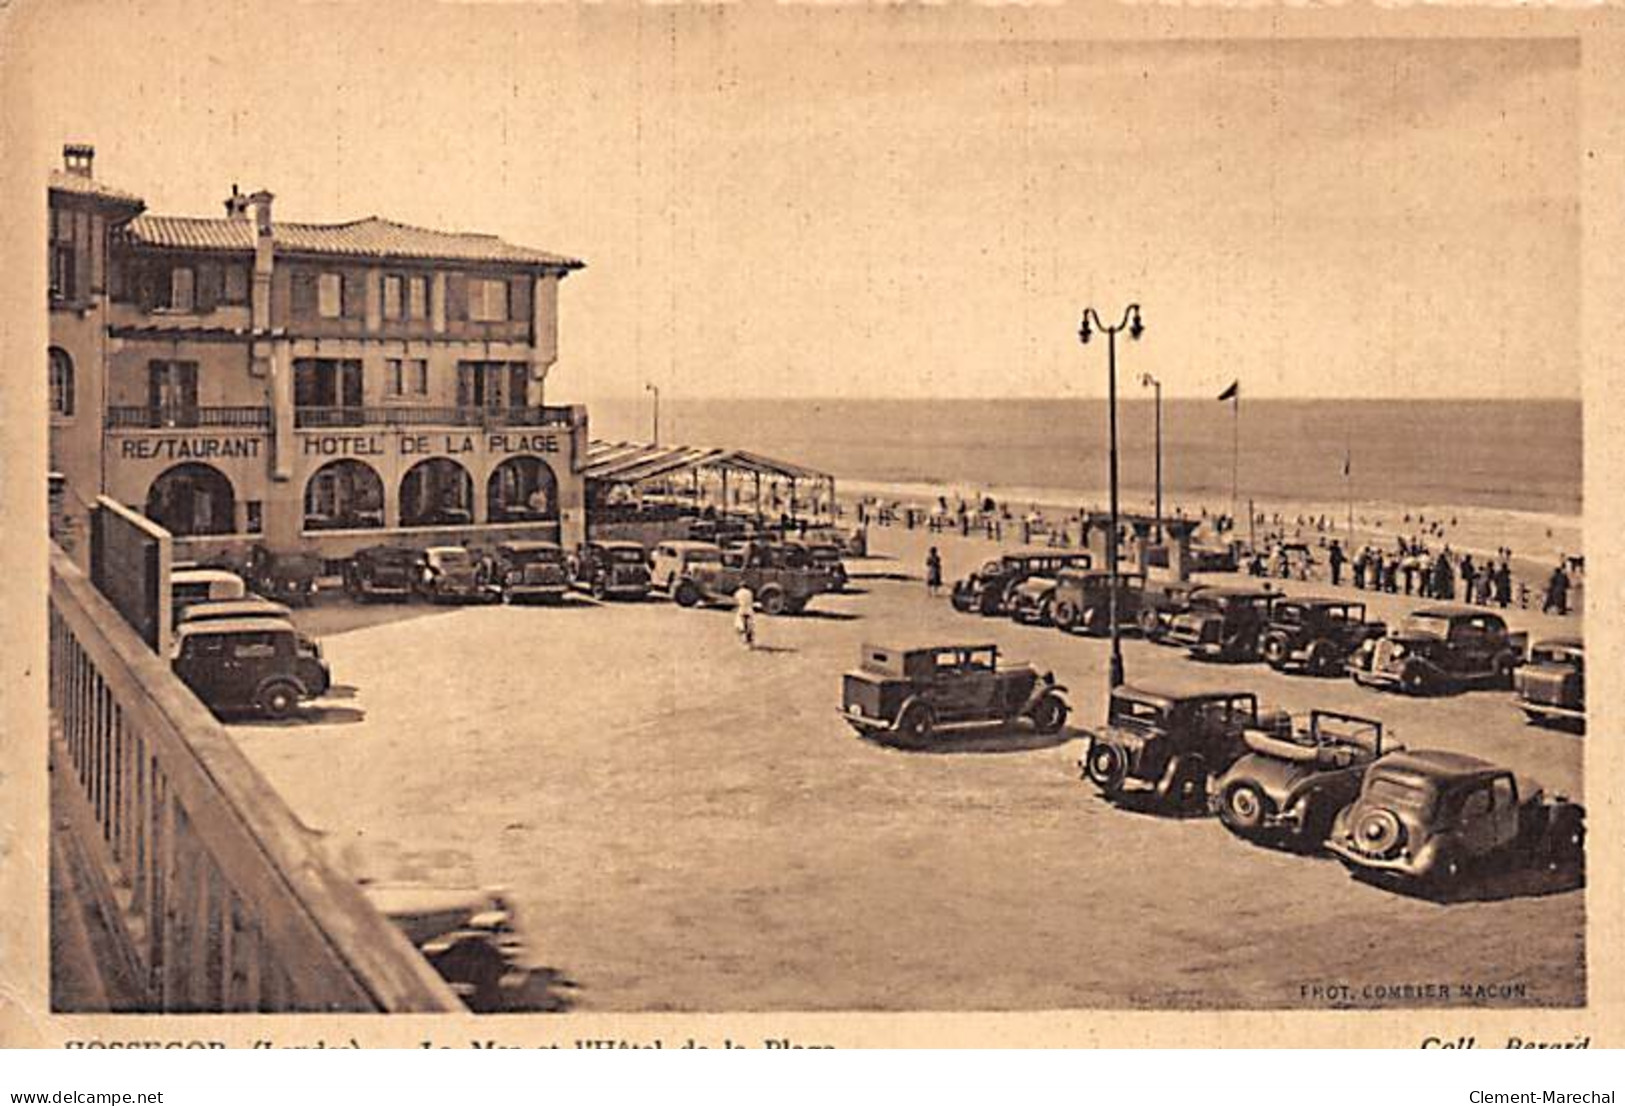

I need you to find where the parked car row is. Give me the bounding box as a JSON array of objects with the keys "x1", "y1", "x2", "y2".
[
  {"x1": 1081, "y1": 681, "x2": 1585, "y2": 892},
  {"x1": 947, "y1": 558, "x2": 1584, "y2": 731},
  {"x1": 837, "y1": 643, "x2": 1584, "y2": 895}
]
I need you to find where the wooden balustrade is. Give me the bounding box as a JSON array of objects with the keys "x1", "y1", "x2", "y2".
[{"x1": 48, "y1": 544, "x2": 461, "y2": 1012}]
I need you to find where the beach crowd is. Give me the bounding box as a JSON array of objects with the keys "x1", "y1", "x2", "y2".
[{"x1": 849, "y1": 494, "x2": 1581, "y2": 617}]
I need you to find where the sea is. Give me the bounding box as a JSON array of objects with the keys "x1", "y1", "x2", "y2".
[{"x1": 582, "y1": 397, "x2": 1582, "y2": 564}]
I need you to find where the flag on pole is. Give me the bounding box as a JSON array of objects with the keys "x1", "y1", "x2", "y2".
[{"x1": 1217, "y1": 380, "x2": 1239, "y2": 402}]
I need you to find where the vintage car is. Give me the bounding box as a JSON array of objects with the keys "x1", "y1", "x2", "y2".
[
  {"x1": 1258, "y1": 598, "x2": 1386, "y2": 676},
  {"x1": 492, "y1": 540, "x2": 571, "y2": 604},
  {"x1": 244, "y1": 545, "x2": 322, "y2": 607},
  {"x1": 171, "y1": 567, "x2": 249, "y2": 625},
  {"x1": 1348, "y1": 605, "x2": 1528, "y2": 695},
  {"x1": 1210, "y1": 710, "x2": 1393, "y2": 847},
  {"x1": 1166, "y1": 586, "x2": 1279, "y2": 661},
  {"x1": 805, "y1": 524, "x2": 868, "y2": 558},
  {"x1": 343, "y1": 544, "x2": 418, "y2": 603},
  {"x1": 785, "y1": 539, "x2": 849, "y2": 592},
  {"x1": 1081, "y1": 685, "x2": 1289, "y2": 811},
  {"x1": 178, "y1": 597, "x2": 294, "y2": 625},
  {"x1": 1004, "y1": 575, "x2": 1063, "y2": 626},
  {"x1": 360, "y1": 882, "x2": 529, "y2": 1013},
  {"x1": 415, "y1": 545, "x2": 492, "y2": 604},
  {"x1": 840, "y1": 642, "x2": 1068, "y2": 741},
  {"x1": 950, "y1": 551, "x2": 1093, "y2": 616},
  {"x1": 650, "y1": 540, "x2": 724, "y2": 592},
  {"x1": 171, "y1": 617, "x2": 331, "y2": 719},
  {"x1": 1325, "y1": 749, "x2": 1585, "y2": 887},
  {"x1": 672, "y1": 545, "x2": 829, "y2": 615},
  {"x1": 1136, "y1": 581, "x2": 1212, "y2": 643},
  {"x1": 571, "y1": 539, "x2": 652, "y2": 600},
  {"x1": 1513, "y1": 637, "x2": 1585, "y2": 730},
  {"x1": 1050, "y1": 570, "x2": 1148, "y2": 636}
]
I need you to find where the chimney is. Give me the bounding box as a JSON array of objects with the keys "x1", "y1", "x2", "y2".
[
  {"x1": 223, "y1": 183, "x2": 251, "y2": 219},
  {"x1": 248, "y1": 189, "x2": 274, "y2": 237},
  {"x1": 62, "y1": 143, "x2": 94, "y2": 178}
]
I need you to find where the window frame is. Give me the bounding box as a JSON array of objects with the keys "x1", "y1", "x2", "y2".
[
  {"x1": 317, "y1": 272, "x2": 344, "y2": 319},
  {"x1": 49, "y1": 348, "x2": 75, "y2": 420}
]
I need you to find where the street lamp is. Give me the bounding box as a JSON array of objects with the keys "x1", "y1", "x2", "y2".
[
  {"x1": 645, "y1": 382, "x2": 660, "y2": 445},
  {"x1": 1140, "y1": 372, "x2": 1163, "y2": 544},
  {"x1": 1079, "y1": 303, "x2": 1144, "y2": 690}
]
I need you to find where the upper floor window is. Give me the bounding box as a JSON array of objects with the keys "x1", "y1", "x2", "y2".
[
  {"x1": 222, "y1": 263, "x2": 250, "y2": 304},
  {"x1": 49, "y1": 209, "x2": 77, "y2": 301},
  {"x1": 469, "y1": 278, "x2": 509, "y2": 322},
  {"x1": 318, "y1": 272, "x2": 344, "y2": 318},
  {"x1": 386, "y1": 357, "x2": 428, "y2": 398},
  {"x1": 167, "y1": 266, "x2": 196, "y2": 313},
  {"x1": 382, "y1": 274, "x2": 404, "y2": 320},
  {"x1": 407, "y1": 275, "x2": 429, "y2": 319},
  {"x1": 49, "y1": 348, "x2": 74, "y2": 418}
]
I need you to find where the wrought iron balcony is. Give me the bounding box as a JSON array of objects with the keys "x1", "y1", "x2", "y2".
[
  {"x1": 107, "y1": 405, "x2": 272, "y2": 430},
  {"x1": 293, "y1": 405, "x2": 574, "y2": 430}
]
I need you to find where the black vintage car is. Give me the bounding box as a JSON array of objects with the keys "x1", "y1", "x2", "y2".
[
  {"x1": 360, "y1": 883, "x2": 531, "y2": 1012},
  {"x1": 493, "y1": 540, "x2": 571, "y2": 604},
  {"x1": 840, "y1": 642, "x2": 1068, "y2": 742},
  {"x1": 1258, "y1": 598, "x2": 1386, "y2": 676},
  {"x1": 344, "y1": 544, "x2": 418, "y2": 602},
  {"x1": 1049, "y1": 570, "x2": 1148, "y2": 636},
  {"x1": 1349, "y1": 606, "x2": 1528, "y2": 695},
  {"x1": 245, "y1": 545, "x2": 323, "y2": 607},
  {"x1": 1209, "y1": 710, "x2": 1391, "y2": 847},
  {"x1": 571, "y1": 540, "x2": 652, "y2": 600},
  {"x1": 172, "y1": 617, "x2": 331, "y2": 719},
  {"x1": 1326, "y1": 750, "x2": 1584, "y2": 888},
  {"x1": 1513, "y1": 637, "x2": 1584, "y2": 730},
  {"x1": 1136, "y1": 581, "x2": 1212, "y2": 643},
  {"x1": 1165, "y1": 586, "x2": 1279, "y2": 662},
  {"x1": 1081, "y1": 685, "x2": 1288, "y2": 812},
  {"x1": 950, "y1": 551, "x2": 1092, "y2": 616}
]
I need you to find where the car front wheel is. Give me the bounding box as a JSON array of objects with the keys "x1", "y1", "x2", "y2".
[
  {"x1": 896, "y1": 701, "x2": 936, "y2": 743},
  {"x1": 258, "y1": 680, "x2": 301, "y2": 719},
  {"x1": 1085, "y1": 743, "x2": 1127, "y2": 793},
  {"x1": 673, "y1": 579, "x2": 701, "y2": 607},
  {"x1": 1219, "y1": 782, "x2": 1270, "y2": 834},
  {"x1": 1027, "y1": 693, "x2": 1068, "y2": 735}
]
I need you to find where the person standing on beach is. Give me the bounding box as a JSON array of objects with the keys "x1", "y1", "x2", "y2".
[
  {"x1": 1328, "y1": 540, "x2": 1345, "y2": 587},
  {"x1": 1352, "y1": 548, "x2": 1366, "y2": 590},
  {"x1": 1495, "y1": 561, "x2": 1513, "y2": 608},
  {"x1": 926, "y1": 547, "x2": 943, "y2": 597},
  {"x1": 1460, "y1": 556, "x2": 1478, "y2": 604}
]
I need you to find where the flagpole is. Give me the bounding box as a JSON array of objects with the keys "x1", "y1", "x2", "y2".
[{"x1": 1231, "y1": 391, "x2": 1239, "y2": 543}]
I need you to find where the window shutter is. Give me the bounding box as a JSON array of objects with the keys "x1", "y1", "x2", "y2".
[
  {"x1": 197, "y1": 261, "x2": 223, "y2": 313},
  {"x1": 108, "y1": 254, "x2": 126, "y2": 301},
  {"x1": 447, "y1": 272, "x2": 468, "y2": 322},
  {"x1": 291, "y1": 271, "x2": 317, "y2": 316},
  {"x1": 343, "y1": 270, "x2": 366, "y2": 318},
  {"x1": 74, "y1": 211, "x2": 91, "y2": 302},
  {"x1": 137, "y1": 262, "x2": 159, "y2": 312},
  {"x1": 508, "y1": 276, "x2": 532, "y2": 322}
]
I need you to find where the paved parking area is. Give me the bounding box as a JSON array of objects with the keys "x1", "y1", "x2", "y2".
[{"x1": 231, "y1": 529, "x2": 1585, "y2": 1012}]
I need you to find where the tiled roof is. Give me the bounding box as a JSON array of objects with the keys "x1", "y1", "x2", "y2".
[
  {"x1": 48, "y1": 170, "x2": 145, "y2": 209},
  {"x1": 118, "y1": 214, "x2": 583, "y2": 269}
]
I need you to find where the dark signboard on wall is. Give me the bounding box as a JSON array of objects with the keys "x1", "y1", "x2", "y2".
[{"x1": 90, "y1": 496, "x2": 172, "y2": 655}]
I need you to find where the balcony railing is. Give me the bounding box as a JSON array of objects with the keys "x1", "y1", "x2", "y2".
[
  {"x1": 294, "y1": 405, "x2": 574, "y2": 430},
  {"x1": 107, "y1": 406, "x2": 272, "y2": 430},
  {"x1": 48, "y1": 543, "x2": 462, "y2": 1012}
]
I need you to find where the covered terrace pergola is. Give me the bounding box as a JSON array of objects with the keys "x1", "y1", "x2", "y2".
[{"x1": 583, "y1": 440, "x2": 836, "y2": 524}]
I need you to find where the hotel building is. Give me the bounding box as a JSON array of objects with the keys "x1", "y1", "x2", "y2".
[{"x1": 48, "y1": 145, "x2": 588, "y2": 564}]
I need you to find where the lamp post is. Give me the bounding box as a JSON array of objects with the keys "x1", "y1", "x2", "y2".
[
  {"x1": 645, "y1": 382, "x2": 660, "y2": 445},
  {"x1": 1140, "y1": 372, "x2": 1163, "y2": 544},
  {"x1": 1079, "y1": 303, "x2": 1144, "y2": 690}
]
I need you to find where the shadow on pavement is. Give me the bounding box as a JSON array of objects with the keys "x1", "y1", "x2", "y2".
[
  {"x1": 869, "y1": 725, "x2": 1074, "y2": 756},
  {"x1": 1355, "y1": 860, "x2": 1587, "y2": 905},
  {"x1": 228, "y1": 704, "x2": 368, "y2": 728},
  {"x1": 792, "y1": 609, "x2": 861, "y2": 621}
]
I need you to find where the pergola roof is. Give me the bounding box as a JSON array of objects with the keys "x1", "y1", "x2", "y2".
[{"x1": 584, "y1": 440, "x2": 832, "y2": 485}]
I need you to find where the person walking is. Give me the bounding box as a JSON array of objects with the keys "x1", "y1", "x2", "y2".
[
  {"x1": 1328, "y1": 540, "x2": 1345, "y2": 587},
  {"x1": 926, "y1": 546, "x2": 943, "y2": 597},
  {"x1": 1352, "y1": 548, "x2": 1367, "y2": 590},
  {"x1": 1495, "y1": 561, "x2": 1512, "y2": 608},
  {"x1": 1543, "y1": 562, "x2": 1571, "y2": 616},
  {"x1": 1460, "y1": 555, "x2": 1477, "y2": 605},
  {"x1": 733, "y1": 583, "x2": 756, "y2": 650}
]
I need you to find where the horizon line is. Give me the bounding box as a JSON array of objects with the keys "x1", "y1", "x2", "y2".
[{"x1": 571, "y1": 393, "x2": 1583, "y2": 404}]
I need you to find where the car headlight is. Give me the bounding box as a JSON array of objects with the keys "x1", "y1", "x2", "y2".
[{"x1": 1390, "y1": 643, "x2": 1407, "y2": 660}]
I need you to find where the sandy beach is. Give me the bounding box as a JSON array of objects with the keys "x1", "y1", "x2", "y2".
[{"x1": 232, "y1": 523, "x2": 1585, "y2": 1013}]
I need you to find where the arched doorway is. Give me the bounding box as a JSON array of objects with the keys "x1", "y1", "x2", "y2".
[
  {"x1": 400, "y1": 458, "x2": 474, "y2": 527},
  {"x1": 304, "y1": 460, "x2": 385, "y2": 531},
  {"x1": 487, "y1": 456, "x2": 558, "y2": 522},
  {"x1": 146, "y1": 463, "x2": 235, "y2": 536}
]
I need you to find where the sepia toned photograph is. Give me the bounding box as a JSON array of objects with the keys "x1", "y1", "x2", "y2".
[{"x1": 5, "y1": 0, "x2": 1610, "y2": 1042}]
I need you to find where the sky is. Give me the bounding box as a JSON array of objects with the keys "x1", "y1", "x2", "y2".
[{"x1": 18, "y1": 2, "x2": 1581, "y2": 402}]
